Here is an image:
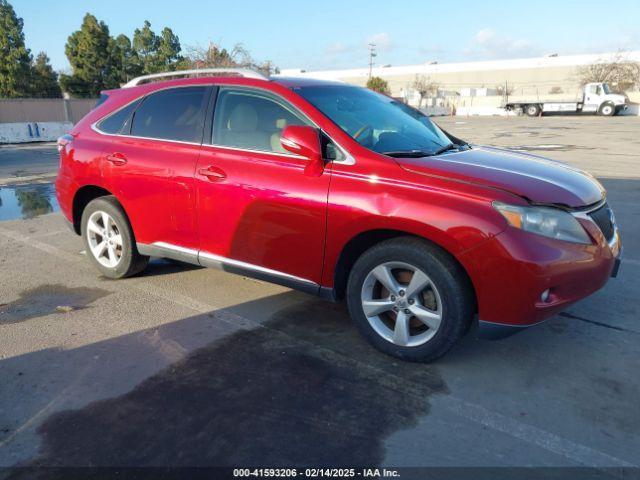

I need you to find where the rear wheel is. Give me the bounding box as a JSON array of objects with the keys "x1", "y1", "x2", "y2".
[
  {"x1": 81, "y1": 196, "x2": 149, "y2": 279},
  {"x1": 525, "y1": 104, "x2": 541, "y2": 117},
  {"x1": 598, "y1": 102, "x2": 615, "y2": 116},
  {"x1": 346, "y1": 237, "x2": 474, "y2": 362}
]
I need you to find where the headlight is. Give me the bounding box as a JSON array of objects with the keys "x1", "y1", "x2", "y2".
[{"x1": 493, "y1": 202, "x2": 591, "y2": 244}]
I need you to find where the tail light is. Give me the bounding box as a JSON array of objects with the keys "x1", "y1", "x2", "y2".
[{"x1": 57, "y1": 134, "x2": 73, "y2": 152}]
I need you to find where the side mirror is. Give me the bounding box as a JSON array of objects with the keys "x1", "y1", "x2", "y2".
[{"x1": 280, "y1": 125, "x2": 324, "y2": 176}]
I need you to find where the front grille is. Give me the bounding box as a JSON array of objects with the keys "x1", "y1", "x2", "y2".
[{"x1": 588, "y1": 202, "x2": 615, "y2": 242}]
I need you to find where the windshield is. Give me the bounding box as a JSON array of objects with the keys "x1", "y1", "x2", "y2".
[{"x1": 294, "y1": 85, "x2": 453, "y2": 156}]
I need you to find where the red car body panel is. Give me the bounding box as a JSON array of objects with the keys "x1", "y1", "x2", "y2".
[
  {"x1": 56, "y1": 76, "x2": 621, "y2": 336},
  {"x1": 195, "y1": 144, "x2": 331, "y2": 284},
  {"x1": 397, "y1": 146, "x2": 605, "y2": 208},
  {"x1": 101, "y1": 136, "x2": 201, "y2": 250}
]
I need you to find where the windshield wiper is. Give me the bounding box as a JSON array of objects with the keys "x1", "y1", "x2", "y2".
[
  {"x1": 433, "y1": 143, "x2": 459, "y2": 155},
  {"x1": 382, "y1": 150, "x2": 432, "y2": 158}
]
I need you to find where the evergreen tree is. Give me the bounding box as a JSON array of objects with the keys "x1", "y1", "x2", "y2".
[
  {"x1": 29, "y1": 52, "x2": 62, "y2": 98},
  {"x1": 133, "y1": 21, "x2": 182, "y2": 74},
  {"x1": 59, "y1": 13, "x2": 120, "y2": 97},
  {"x1": 133, "y1": 20, "x2": 160, "y2": 74},
  {"x1": 156, "y1": 27, "x2": 182, "y2": 71},
  {"x1": 366, "y1": 76, "x2": 390, "y2": 95},
  {"x1": 113, "y1": 33, "x2": 142, "y2": 82},
  {"x1": 0, "y1": 0, "x2": 32, "y2": 97}
]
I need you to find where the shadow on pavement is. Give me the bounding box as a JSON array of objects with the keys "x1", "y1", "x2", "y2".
[{"x1": 3, "y1": 293, "x2": 447, "y2": 473}]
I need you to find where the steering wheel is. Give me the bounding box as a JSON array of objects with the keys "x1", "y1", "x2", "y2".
[{"x1": 353, "y1": 124, "x2": 373, "y2": 144}]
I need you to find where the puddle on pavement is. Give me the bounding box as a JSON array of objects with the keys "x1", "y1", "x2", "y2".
[
  {"x1": 0, "y1": 284, "x2": 109, "y2": 324},
  {"x1": 18, "y1": 298, "x2": 447, "y2": 468},
  {"x1": 0, "y1": 183, "x2": 59, "y2": 221}
]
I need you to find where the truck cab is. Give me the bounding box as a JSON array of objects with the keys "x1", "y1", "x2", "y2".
[{"x1": 582, "y1": 82, "x2": 627, "y2": 115}]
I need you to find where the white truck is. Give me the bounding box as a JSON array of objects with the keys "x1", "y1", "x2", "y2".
[{"x1": 504, "y1": 82, "x2": 628, "y2": 117}]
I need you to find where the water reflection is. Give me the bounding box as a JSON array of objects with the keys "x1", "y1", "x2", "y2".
[{"x1": 0, "y1": 183, "x2": 59, "y2": 221}]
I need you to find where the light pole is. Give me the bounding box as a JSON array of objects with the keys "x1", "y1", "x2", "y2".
[{"x1": 368, "y1": 43, "x2": 377, "y2": 79}]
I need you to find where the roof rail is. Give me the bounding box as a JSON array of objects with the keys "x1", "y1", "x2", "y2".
[{"x1": 122, "y1": 68, "x2": 268, "y2": 88}]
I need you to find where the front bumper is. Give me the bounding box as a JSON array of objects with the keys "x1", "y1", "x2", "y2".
[{"x1": 462, "y1": 209, "x2": 621, "y2": 337}]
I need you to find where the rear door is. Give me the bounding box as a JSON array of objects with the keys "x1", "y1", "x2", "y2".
[
  {"x1": 100, "y1": 86, "x2": 212, "y2": 250},
  {"x1": 195, "y1": 86, "x2": 331, "y2": 289}
]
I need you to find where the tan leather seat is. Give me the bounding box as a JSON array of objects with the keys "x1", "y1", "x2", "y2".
[
  {"x1": 218, "y1": 103, "x2": 271, "y2": 151},
  {"x1": 270, "y1": 118, "x2": 288, "y2": 153}
]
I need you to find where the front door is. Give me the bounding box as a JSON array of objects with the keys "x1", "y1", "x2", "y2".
[
  {"x1": 101, "y1": 86, "x2": 212, "y2": 250},
  {"x1": 195, "y1": 86, "x2": 331, "y2": 289},
  {"x1": 584, "y1": 83, "x2": 603, "y2": 112}
]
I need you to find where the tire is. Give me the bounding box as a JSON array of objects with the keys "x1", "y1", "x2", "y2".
[
  {"x1": 598, "y1": 102, "x2": 615, "y2": 116},
  {"x1": 81, "y1": 196, "x2": 149, "y2": 279},
  {"x1": 525, "y1": 104, "x2": 541, "y2": 117},
  {"x1": 346, "y1": 237, "x2": 475, "y2": 362}
]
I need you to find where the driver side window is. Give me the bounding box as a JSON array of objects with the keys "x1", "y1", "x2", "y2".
[{"x1": 212, "y1": 88, "x2": 310, "y2": 154}]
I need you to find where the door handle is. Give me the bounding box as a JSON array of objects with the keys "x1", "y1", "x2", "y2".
[
  {"x1": 106, "y1": 153, "x2": 127, "y2": 165},
  {"x1": 198, "y1": 166, "x2": 227, "y2": 181}
]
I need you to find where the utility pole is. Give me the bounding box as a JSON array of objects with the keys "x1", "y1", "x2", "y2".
[{"x1": 368, "y1": 43, "x2": 377, "y2": 79}]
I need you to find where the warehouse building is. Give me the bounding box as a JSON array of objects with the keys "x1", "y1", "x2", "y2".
[{"x1": 281, "y1": 51, "x2": 640, "y2": 115}]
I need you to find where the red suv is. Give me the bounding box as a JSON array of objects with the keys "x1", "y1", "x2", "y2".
[{"x1": 56, "y1": 69, "x2": 621, "y2": 361}]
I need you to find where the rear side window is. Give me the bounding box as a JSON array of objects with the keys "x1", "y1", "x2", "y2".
[
  {"x1": 130, "y1": 87, "x2": 209, "y2": 143},
  {"x1": 97, "y1": 100, "x2": 140, "y2": 134}
]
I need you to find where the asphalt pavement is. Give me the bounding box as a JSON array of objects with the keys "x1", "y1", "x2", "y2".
[{"x1": 0, "y1": 116, "x2": 639, "y2": 475}]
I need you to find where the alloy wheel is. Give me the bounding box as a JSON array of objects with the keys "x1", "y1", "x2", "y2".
[
  {"x1": 86, "y1": 210, "x2": 123, "y2": 268},
  {"x1": 361, "y1": 261, "x2": 443, "y2": 347}
]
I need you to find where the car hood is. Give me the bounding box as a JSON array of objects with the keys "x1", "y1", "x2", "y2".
[{"x1": 397, "y1": 146, "x2": 604, "y2": 208}]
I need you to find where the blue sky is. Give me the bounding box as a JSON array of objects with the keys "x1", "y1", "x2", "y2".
[{"x1": 15, "y1": 0, "x2": 640, "y2": 72}]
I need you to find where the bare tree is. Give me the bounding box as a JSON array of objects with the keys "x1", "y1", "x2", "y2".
[
  {"x1": 412, "y1": 75, "x2": 439, "y2": 108},
  {"x1": 182, "y1": 42, "x2": 277, "y2": 76},
  {"x1": 576, "y1": 50, "x2": 640, "y2": 92},
  {"x1": 495, "y1": 83, "x2": 515, "y2": 96}
]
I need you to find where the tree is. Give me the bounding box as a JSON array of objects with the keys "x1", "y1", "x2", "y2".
[
  {"x1": 133, "y1": 20, "x2": 160, "y2": 74},
  {"x1": 113, "y1": 34, "x2": 141, "y2": 82},
  {"x1": 0, "y1": 0, "x2": 32, "y2": 97},
  {"x1": 156, "y1": 27, "x2": 182, "y2": 71},
  {"x1": 59, "y1": 13, "x2": 120, "y2": 97},
  {"x1": 576, "y1": 51, "x2": 640, "y2": 92},
  {"x1": 495, "y1": 82, "x2": 515, "y2": 96},
  {"x1": 412, "y1": 75, "x2": 438, "y2": 107},
  {"x1": 366, "y1": 76, "x2": 390, "y2": 95},
  {"x1": 29, "y1": 52, "x2": 61, "y2": 97},
  {"x1": 182, "y1": 42, "x2": 276, "y2": 76},
  {"x1": 132, "y1": 21, "x2": 182, "y2": 74}
]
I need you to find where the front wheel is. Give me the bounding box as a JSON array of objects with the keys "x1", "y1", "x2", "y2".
[
  {"x1": 81, "y1": 196, "x2": 149, "y2": 279},
  {"x1": 598, "y1": 102, "x2": 615, "y2": 116},
  {"x1": 346, "y1": 237, "x2": 475, "y2": 362}
]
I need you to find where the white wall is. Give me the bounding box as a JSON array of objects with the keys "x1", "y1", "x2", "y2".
[{"x1": 0, "y1": 122, "x2": 72, "y2": 144}]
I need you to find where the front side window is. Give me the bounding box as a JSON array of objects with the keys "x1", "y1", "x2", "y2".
[
  {"x1": 212, "y1": 87, "x2": 310, "y2": 153},
  {"x1": 130, "y1": 86, "x2": 209, "y2": 143},
  {"x1": 294, "y1": 85, "x2": 453, "y2": 156}
]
